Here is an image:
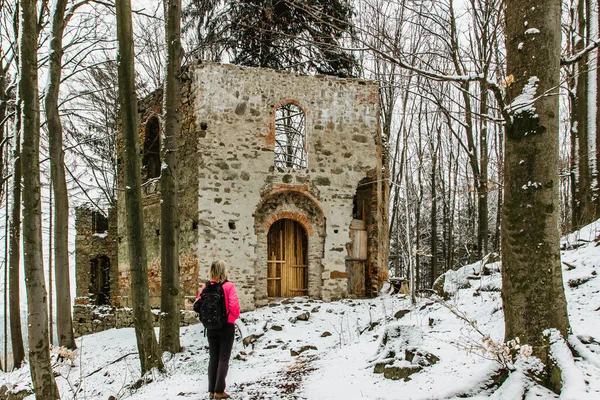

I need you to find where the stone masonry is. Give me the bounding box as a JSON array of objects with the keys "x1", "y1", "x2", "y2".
[
  {"x1": 193, "y1": 63, "x2": 387, "y2": 309},
  {"x1": 73, "y1": 62, "x2": 388, "y2": 337}
]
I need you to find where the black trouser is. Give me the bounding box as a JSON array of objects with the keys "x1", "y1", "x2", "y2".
[{"x1": 207, "y1": 323, "x2": 235, "y2": 393}]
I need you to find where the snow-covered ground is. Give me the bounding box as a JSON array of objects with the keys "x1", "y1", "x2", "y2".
[{"x1": 1, "y1": 222, "x2": 600, "y2": 399}]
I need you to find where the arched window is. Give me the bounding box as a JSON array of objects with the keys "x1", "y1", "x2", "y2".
[
  {"x1": 143, "y1": 116, "x2": 161, "y2": 180},
  {"x1": 274, "y1": 103, "x2": 307, "y2": 170}
]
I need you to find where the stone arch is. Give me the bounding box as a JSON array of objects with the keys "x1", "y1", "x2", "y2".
[
  {"x1": 142, "y1": 115, "x2": 161, "y2": 180},
  {"x1": 254, "y1": 190, "x2": 325, "y2": 303}
]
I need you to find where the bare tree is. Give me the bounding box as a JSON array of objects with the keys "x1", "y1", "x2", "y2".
[
  {"x1": 2, "y1": 1, "x2": 26, "y2": 370},
  {"x1": 44, "y1": 0, "x2": 77, "y2": 351},
  {"x1": 115, "y1": 0, "x2": 164, "y2": 375},
  {"x1": 159, "y1": 0, "x2": 182, "y2": 353},
  {"x1": 19, "y1": 0, "x2": 60, "y2": 395},
  {"x1": 8, "y1": 102, "x2": 24, "y2": 370}
]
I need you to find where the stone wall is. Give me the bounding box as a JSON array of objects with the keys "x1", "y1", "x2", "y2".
[
  {"x1": 73, "y1": 305, "x2": 199, "y2": 338},
  {"x1": 192, "y1": 62, "x2": 386, "y2": 310},
  {"x1": 74, "y1": 206, "x2": 118, "y2": 303},
  {"x1": 116, "y1": 76, "x2": 200, "y2": 308},
  {"x1": 75, "y1": 62, "x2": 388, "y2": 338}
]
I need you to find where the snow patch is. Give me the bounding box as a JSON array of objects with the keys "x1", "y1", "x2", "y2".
[{"x1": 508, "y1": 76, "x2": 539, "y2": 113}]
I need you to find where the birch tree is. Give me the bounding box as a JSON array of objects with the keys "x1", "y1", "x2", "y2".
[{"x1": 115, "y1": 0, "x2": 164, "y2": 374}]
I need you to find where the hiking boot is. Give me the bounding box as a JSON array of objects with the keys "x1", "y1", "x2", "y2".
[{"x1": 213, "y1": 393, "x2": 230, "y2": 399}]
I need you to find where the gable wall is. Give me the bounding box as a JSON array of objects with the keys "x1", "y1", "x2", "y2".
[{"x1": 192, "y1": 63, "x2": 383, "y2": 310}]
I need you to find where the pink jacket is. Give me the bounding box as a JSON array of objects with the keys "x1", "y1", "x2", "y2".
[{"x1": 197, "y1": 280, "x2": 240, "y2": 324}]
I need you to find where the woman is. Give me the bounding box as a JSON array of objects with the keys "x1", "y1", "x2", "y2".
[{"x1": 197, "y1": 260, "x2": 240, "y2": 399}]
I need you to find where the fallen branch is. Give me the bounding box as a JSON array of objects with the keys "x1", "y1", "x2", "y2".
[
  {"x1": 562, "y1": 261, "x2": 576, "y2": 270},
  {"x1": 84, "y1": 352, "x2": 137, "y2": 378}
]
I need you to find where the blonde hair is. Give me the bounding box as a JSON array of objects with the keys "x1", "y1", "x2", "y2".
[{"x1": 210, "y1": 260, "x2": 228, "y2": 282}]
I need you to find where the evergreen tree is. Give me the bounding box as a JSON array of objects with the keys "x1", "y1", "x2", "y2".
[{"x1": 184, "y1": 0, "x2": 359, "y2": 77}]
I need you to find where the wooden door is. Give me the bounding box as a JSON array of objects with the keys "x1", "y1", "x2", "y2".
[
  {"x1": 347, "y1": 219, "x2": 367, "y2": 297},
  {"x1": 267, "y1": 219, "x2": 308, "y2": 297}
]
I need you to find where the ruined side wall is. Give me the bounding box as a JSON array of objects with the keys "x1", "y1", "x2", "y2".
[
  {"x1": 73, "y1": 206, "x2": 119, "y2": 336},
  {"x1": 192, "y1": 63, "x2": 382, "y2": 310},
  {"x1": 116, "y1": 76, "x2": 200, "y2": 308},
  {"x1": 74, "y1": 207, "x2": 118, "y2": 302}
]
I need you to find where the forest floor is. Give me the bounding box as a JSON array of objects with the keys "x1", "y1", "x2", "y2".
[{"x1": 1, "y1": 221, "x2": 600, "y2": 399}]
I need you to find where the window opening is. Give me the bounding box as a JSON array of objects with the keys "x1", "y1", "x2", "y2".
[
  {"x1": 89, "y1": 256, "x2": 111, "y2": 305},
  {"x1": 91, "y1": 211, "x2": 108, "y2": 234},
  {"x1": 274, "y1": 103, "x2": 307, "y2": 170},
  {"x1": 143, "y1": 116, "x2": 161, "y2": 180}
]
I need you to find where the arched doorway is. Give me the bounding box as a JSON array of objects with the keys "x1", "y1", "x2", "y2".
[{"x1": 267, "y1": 219, "x2": 308, "y2": 297}]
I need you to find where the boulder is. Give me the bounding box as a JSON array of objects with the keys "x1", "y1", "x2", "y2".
[
  {"x1": 290, "y1": 345, "x2": 317, "y2": 356},
  {"x1": 383, "y1": 364, "x2": 422, "y2": 381}
]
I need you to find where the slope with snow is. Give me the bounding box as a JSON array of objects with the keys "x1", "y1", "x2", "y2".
[{"x1": 1, "y1": 222, "x2": 599, "y2": 399}]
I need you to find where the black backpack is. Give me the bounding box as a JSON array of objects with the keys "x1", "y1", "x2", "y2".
[{"x1": 194, "y1": 280, "x2": 228, "y2": 330}]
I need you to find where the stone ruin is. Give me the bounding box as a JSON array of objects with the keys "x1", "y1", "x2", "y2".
[{"x1": 73, "y1": 62, "x2": 389, "y2": 337}]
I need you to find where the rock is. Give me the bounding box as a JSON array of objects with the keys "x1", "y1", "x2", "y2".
[
  {"x1": 264, "y1": 344, "x2": 278, "y2": 349},
  {"x1": 432, "y1": 274, "x2": 448, "y2": 299},
  {"x1": 271, "y1": 325, "x2": 283, "y2": 331},
  {"x1": 373, "y1": 360, "x2": 393, "y2": 374},
  {"x1": 405, "y1": 348, "x2": 440, "y2": 366},
  {"x1": 296, "y1": 312, "x2": 310, "y2": 321},
  {"x1": 394, "y1": 309, "x2": 410, "y2": 319},
  {"x1": 320, "y1": 331, "x2": 332, "y2": 337},
  {"x1": 383, "y1": 364, "x2": 422, "y2": 381},
  {"x1": 311, "y1": 306, "x2": 321, "y2": 313},
  {"x1": 290, "y1": 345, "x2": 317, "y2": 356},
  {"x1": 243, "y1": 333, "x2": 264, "y2": 347}
]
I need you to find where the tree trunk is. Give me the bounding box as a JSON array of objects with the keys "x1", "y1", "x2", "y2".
[
  {"x1": 45, "y1": 0, "x2": 76, "y2": 350},
  {"x1": 574, "y1": 0, "x2": 593, "y2": 228},
  {"x1": 159, "y1": 0, "x2": 182, "y2": 354},
  {"x1": 478, "y1": 89, "x2": 489, "y2": 256},
  {"x1": 448, "y1": 0, "x2": 484, "y2": 261},
  {"x1": 0, "y1": 48, "x2": 6, "y2": 374},
  {"x1": 494, "y1": 122, "x2": 503, "y2": 252},
  {"x1": 0, "y1": 68, "x2": 6, "y2": 189},
  {"x1": 115, "y1": 0, "x2": 164, "y2": 374},
  {"x1": 19, "y1": 0, "x2": 60, "y2": 396},
  {"x1": 596, "y1": 5, "x2": 600, "y2": 217},
  {"x1": 430, "y1": 128, "x2": 440, "y2": 287},
  {"x1": 503, "y1": 0, "x2": 570, "y2": 388},
  {"x1": 9, "y1": 100, "x2": 25, "y2": 370},
  {"x1": 570, "y1": 86, "x2": 579, "y2": 229}
]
